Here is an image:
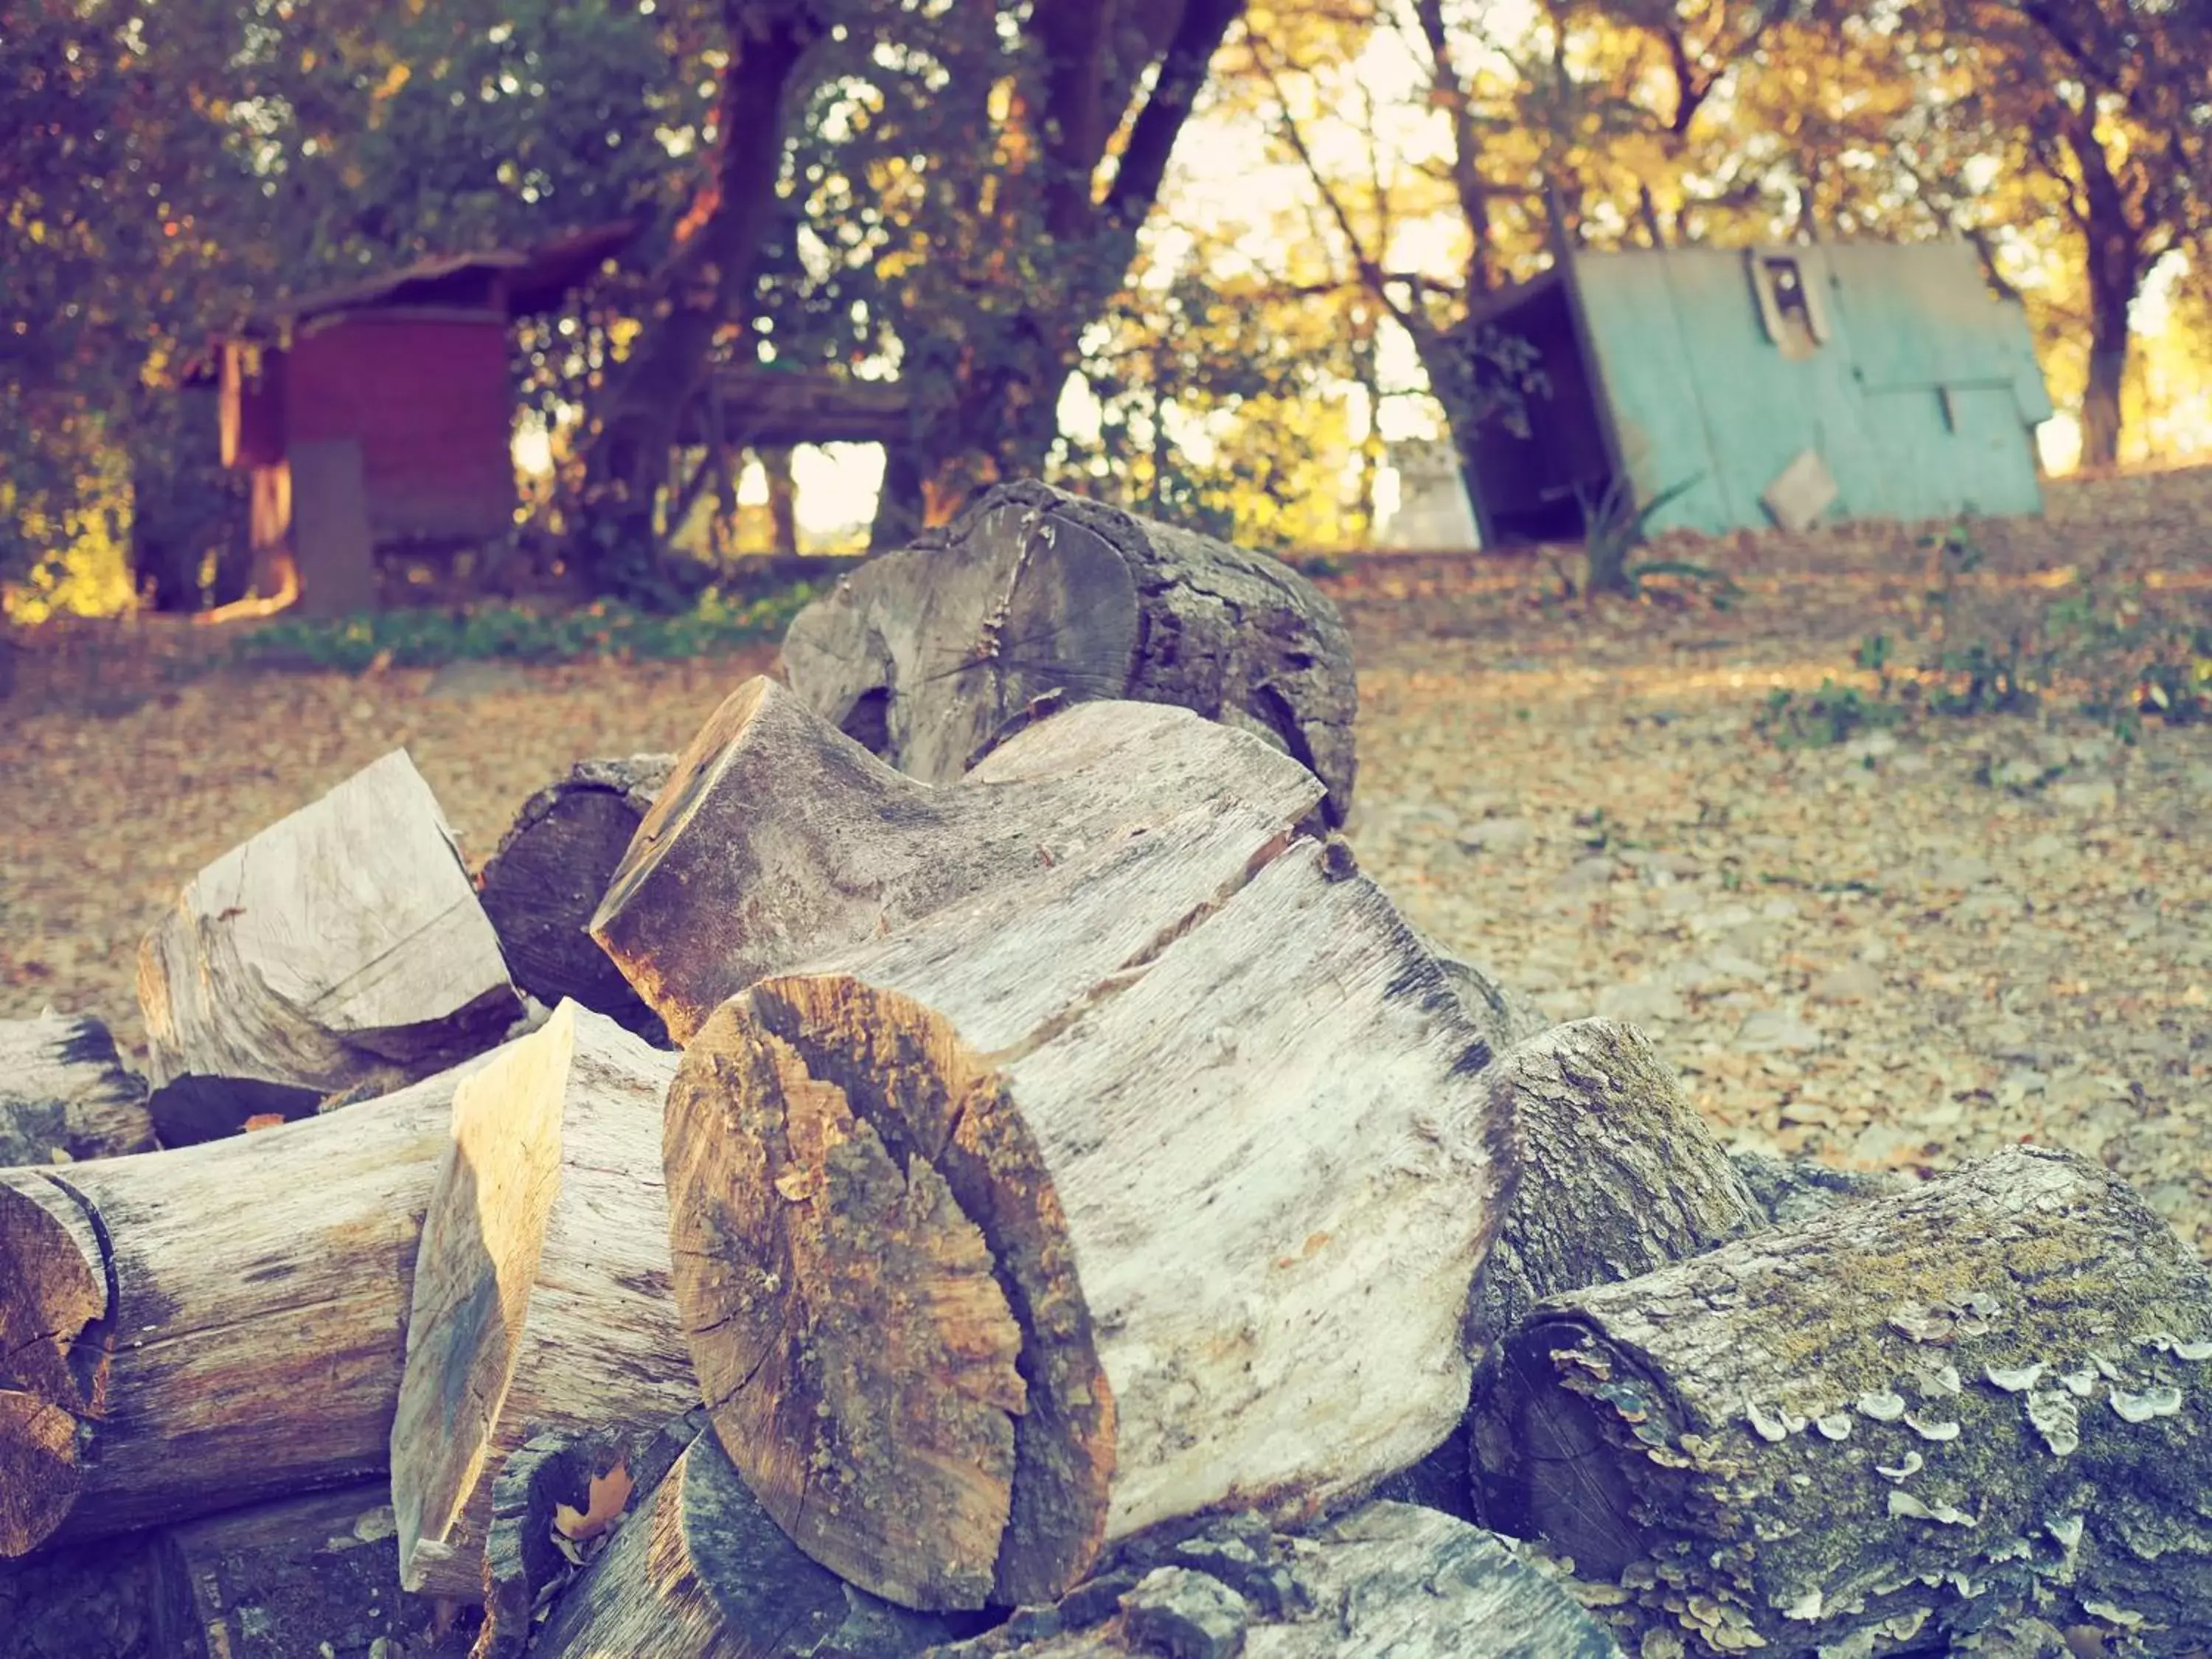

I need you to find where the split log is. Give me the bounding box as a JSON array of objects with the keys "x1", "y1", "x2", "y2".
[
  {"x1": 476, "y1": 756, "x2": 675, "y2": 1043},
  {"x1": 0, "y1": 1056, "x2": 490, "y2": 1557},
  {"x1": 666, "y1": 825, "x2": 1506, "y2": 1612},
  {"x1": 391, "y1": 1002, "x2": 689, "y2": 1602},
  {"x1": 926, "y1": 1504, "x2": 1623, "y2": 1658},
  {"x1": 148, "y1": 1484, "x2": 448, "y2": 1659},
  {"x1": 513, "y1": 1415, "x2": 959, "y2": 1659},
  {"x1": 590, "y1": 676, "x2": 1324, "y2": 1044},
  {"x1": 0, "y1": 1011, "x2": 154, "y2": 1165},
  {"x1": 779, "y1": 479, "x2": 1358, "y2": 827},
  {"x1": 1472, "y1": 1145, "x2": 2212, "y2": 1658},
  {"x1": 137, "y1": 749, "x2": 521, "y2": 1142},
  {"x1": 1471, "y1": 1018, "x2": 1763, "y2": 1367}
]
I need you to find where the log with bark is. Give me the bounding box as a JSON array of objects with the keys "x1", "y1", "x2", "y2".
[
  {"x1": 1470, "y1": 1018, "x2": 1763, "y2": 1372},
  {"x1": 1472, "y1": 1144, "x2": 2212, "y2": 1658},
  {"x1": 0, "y1": 1056, "x2": 490, "y2": 1558},
  {"x1": 136, "y1": 750, "x2": 521, "y2": 1142},
  {"x1": 506, "y1": 1413, "x2": 961, "y2": 1659},
  {"x1": 390, "y1": 1002, "x2": 690, "y2": 1602},
  {"x1": 0, "y1": 1012, "x2": 155, "y2": 1165},
  {"x1": 589, "y1": 676, "x2": 1325, "y2": 1045},
  {"x1": 476, "y1": 755, "x2": 675, "y2": 1043},
  {"x1": 779, "y1": 479, "x2": 1358, "y2": 827},
  {"x1": 927, "y1": 1504, "x2": 1623, "y2": 1659},
  {"x1": 665, "y1": 815, "x2": 1507, "y2": 1612}
]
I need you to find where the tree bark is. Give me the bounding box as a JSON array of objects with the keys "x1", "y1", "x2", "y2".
[
  {"x1": 390, "y1": 1003, "x2": 690, "y2": 1602},
  {"x1": 924, "y1": 1503, "x2": 1622, "y2": 1658},
  {"x1": 588, "y1": 676, "x2": 1324, "y2": 1046},
  {"x1": 0, "y1": 1012, "x2": 154, "y2": 1165},
  {"x1": 476, "y1": 755, "x2": 675, "y2": 1043},
  {"x1": 665, "y1": 825, "x2": 1506, "y2": 1610},
  {"x1": 136, "y1": 749, "x2": 520, "y2": 1143},
  {"x1": 2063, "y1": 103, "x2": 2148, "y2": 473},
  {"x1": 1470, "y1": 1019, "x2": 1763, "y2": 1377},
  {"x1": 514, "y1": 1415, "x2": 960, "y2": 1659},
  {"x1": 781, "y1": 480, "x2": 1357, "y2": 826},
  {"x1": 1472, "y1": 1145, "x2": 2212, "y2": 1658},
  {"x1": 0, "y1": 1057, "x2": 490, "y2": 1557}
]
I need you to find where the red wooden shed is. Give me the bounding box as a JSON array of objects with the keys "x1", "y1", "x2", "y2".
[{"x1": 206, "y1": 223, "x2": 636, "y2": 616}]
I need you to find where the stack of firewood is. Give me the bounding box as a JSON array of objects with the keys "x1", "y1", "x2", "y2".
[{"x1": 4, "y1": 485, "x2": 2210, "y2": 1659}]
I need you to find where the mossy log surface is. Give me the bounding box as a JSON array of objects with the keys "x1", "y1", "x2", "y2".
[
  {"x1": 780, "y1": 480, "x2": 1357, "y2": 827},
  {"x1": 0, "y1": 1012, "x2": 154, "y2": 1165},
  {"x1": 1475, "y1": 1144, "x2": 2212, "y2": 1658}
]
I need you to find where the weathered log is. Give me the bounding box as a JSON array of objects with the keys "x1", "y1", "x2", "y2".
[
  {"x1": 590, "y1": 676, "x2": 1324, "y2": 1045},
  {"x1": 1472, "y1": 1018, "x2": 1763, "y2": 1368},
  {"x1": 1730, "y1": 1149, "x2": 1916, "y2": 1228},
  {"x1": 514, "y1": 1414, "x2": 960, "y2": 1659},
  {"x1": 666, "y1": 822, "x2": 1506, "y2": 1611},
  {"x1": 136, "y1": 749, "x2": 521, "y2": 1142},
  {"x1": 779, "y1": 479, "x2": 1358, "y2": 827},
  {"x1": 925, "y1": 1503, "x2": 1623, "y2": 1658},
  {"x1": 0, "y1": 1012, "x2": 155, "y2": 1164},
  {"x1": 0, "y1": 1057, "x2": 489, "y2": 1557},
  {"x1": 476, "y1": 755, "x2": 675, "y2": 1043},
  {"x1": 1472, "y1": 1144, "x2": 2212, "y2": 1658},
  {"x1": 149, "y1": 1484, "x2": 449, "y2": 1659},
  {"x1": 391, "y1": 1001, "x2": 689, "y2": 1602}
]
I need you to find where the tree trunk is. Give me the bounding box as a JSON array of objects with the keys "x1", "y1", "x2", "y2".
[
  {"x1": 781, "y1": 480, "x2": 1358, "y2": 826},
  {"x1": 389, "y1": 1003, "x2": 691, "y2": 1602},
  {"x1": 924, "y1": 1504, "x2": 1623, "y2": 1658},
  {"x1": 572, "y1": 2, "x2": 823, "y2": 600},
  {"x1": 665, "y1": 825, "x2": 1506, "y2": 1610},
  {"x1": 0, "y1": 1057, "x2": 490, "y2": 1557},
  {"x1": 2065, "y1": 105, "x2": 2147, "y2": 473},
  {"x1": 0, "y1": 1012, "x2": 154, "y2": 1165},
  {"x1": 588, "y1": 676, "x2": 1324, "y2": 1046},
  {"x1": 136, "y1": 749, "x2": 521, "y2": 1143},
  {"x1": 762, "y1": 445, "x2": 800, "y2": 554},
  {"x1": 1472, "y1": 1144, "x2": 2212, "y2": 1657},
  {"x1": 515, "y1": 1415, "x2": 960, "y2": 1659},
  {"x1": 2079, "y1": 285, "x2": 2132, "y2": 473},
  {"x1": 475, "y1": 755, "x2": 675, "y2": 1043}
]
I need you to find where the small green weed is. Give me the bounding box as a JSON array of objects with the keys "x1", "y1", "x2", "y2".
[
  {"x1": 1754, "y1": 681, "x2": 1907, "y2": 748},
  {"x1": 234, "y1": 583, "x2": 818, "y2": 673}
]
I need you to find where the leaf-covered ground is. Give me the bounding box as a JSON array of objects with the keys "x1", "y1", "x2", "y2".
[{"x1": 4, "y1": 469, "x2": 2209, "y2": 1244}]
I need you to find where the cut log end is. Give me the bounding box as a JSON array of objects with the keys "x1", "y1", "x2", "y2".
[
  {"x1": 0, "y1": 1174, "x2": 111, "y2": 1557},
  {"x1": 667, "y1": 981, "x2": 1114, "y2": 1611}
]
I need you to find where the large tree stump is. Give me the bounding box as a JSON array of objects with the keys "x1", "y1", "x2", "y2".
[
  {"x1": 925, "y1": 1504, "x2": 1623, "y2": 1658},
  {"x1": 1473, "y1": 1144, "x2": 2212, "y2": 1658},
  {"x1": 666, "y1": 824, "x2": 1506, "y2": 1612},
  {"x1": 515, "y1": 1416, "x2": 960, "y2": 1659},
  {"x1": 590, "y1": 676, "x2": 1324, "y2": 1045},
  {"x1": 779, "y1": 480, "x2": 1358, "y2": 827},
  {"x1": 390, "y1": 1002, "x2": 689, "y2": 1602},
  {"x1": 137, "y1": 750, "x2": 521, "y2": 1142},
  {"x1": 0, "y1": 1057, "x2": 490, "y2": 1557},
  {"x1": 0, "y1": 1012, "x2": 154, "y2": 1166},
  {"x1": 476, "y1": 755, "x2": 675, "y2": 1043}
]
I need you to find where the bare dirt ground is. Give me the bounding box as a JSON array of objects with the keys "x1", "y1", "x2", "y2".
[{"x1": 4, "y1": 468, "x2": 2208, "y2": 1244}]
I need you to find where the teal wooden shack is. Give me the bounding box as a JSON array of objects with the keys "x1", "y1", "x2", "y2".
[{"x1": 1461, "y1": 240, "x2": 2054, "y2": 543}]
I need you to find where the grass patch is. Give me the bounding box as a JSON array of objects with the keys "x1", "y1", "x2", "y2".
[{"x1": 234, "y1": 583, "x2": 818, "y2": 673}]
